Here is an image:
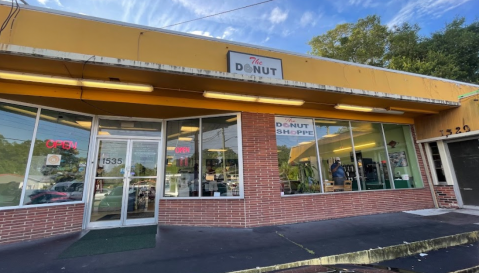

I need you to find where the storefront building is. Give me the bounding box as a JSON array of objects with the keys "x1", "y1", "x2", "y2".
[{"x1": 1, "y1": 4, "x2": 478, "y2": 244}]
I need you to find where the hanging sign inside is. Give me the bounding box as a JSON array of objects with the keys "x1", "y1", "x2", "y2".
[{"x1": 275, "y1": 117, "x2": 314, "y2": 136}]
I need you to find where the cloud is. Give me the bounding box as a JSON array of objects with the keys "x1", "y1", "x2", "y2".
[
  {"x1": 188, "y1": 30, "x2": 214, "y2": 38},
  {"x1": 300, "y1": 11, "x2": 317, "y2": 27},
  {"x1": 269, "y1": 7, "x2": 288, "y2": 24},
  {"x1": 36, "y1": 0, "x2": 62, "y2": 6},
  {"x1": 220, "y1": 26, "x2": 237, "y2": 39},
  {"x1": 387, "y1": 0, "x2": 472, "y2": 27}
]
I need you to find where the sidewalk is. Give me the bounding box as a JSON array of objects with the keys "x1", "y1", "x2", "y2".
[{"x1": 1, "y1": 209, "x2": 479, "y2": 273}]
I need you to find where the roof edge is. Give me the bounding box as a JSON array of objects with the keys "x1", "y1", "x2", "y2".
[
  {"x1": 3, "y1": 2, "x2": 479, "y2": 89},
  {"x1": 0, "y1": 44, "x2": 460, "y2": 107}
]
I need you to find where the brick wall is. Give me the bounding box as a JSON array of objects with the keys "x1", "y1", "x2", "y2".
[
  {"x1": 434, "y1": 185, "x2": 459, "y2": 208},
  {"x1": 0, "y1": 203, "x2": 84, "y2": 244},
  {"x1": 158, "y1": 113, "x2": 435, "y2": 228}
]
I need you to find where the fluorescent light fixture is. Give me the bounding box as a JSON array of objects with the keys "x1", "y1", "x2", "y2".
[
  {"x1": 203, "y1": 91, "x2": 257, "y2": 102},
  {"x1": 335, "y1": 104, "x2": 373, "y2": 112},
  {"x1": 208, "y1": 149, "x2": 227, "y2": 152},
  {"x1": 181, "y1": 126, "x2": 199, "y2": 132},
  {"x1": 372, "y1": 109, "x2": 404, "y2": 115},
  {"x1": 257, "y1": 97, "x2": 304, "y2": 106},
  {"x1": 76, "y1": 121, "x2": 92, "y2": 127},
  {"x1": 0, "y1": 70, "x2": 153, "y2": 92},
  {"x1": 315, "y1": 120, "x2": 337, "y2": 124},
  {"x1": 226, "y1": 117, "x2": 238, "y2": 122},
  {"x1": 203, "y1": 91, "x2": 304, "y2": 106},
  {"x1": 300, "y1": 157, "x2": 310, "y2": 162},
  {"x1": 98, "y1": 131, "x2": 110, "y2": 135},
  {"x1": 167, "y1": 147, "x2": 176, "y2": 151},
  {"x1": 178, "y1": 137, "x2": 192, "y2": 141},
  {"x1": 322, "y1": 134, "x2": 338, "y2": 138},
  {"x1": 333, "y1": 142, "x2": 376, "y2": 152}
]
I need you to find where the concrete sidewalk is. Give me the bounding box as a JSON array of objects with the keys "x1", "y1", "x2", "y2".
[{"x1": 1, "y1": 209, "x2": 479, "y2": 273}]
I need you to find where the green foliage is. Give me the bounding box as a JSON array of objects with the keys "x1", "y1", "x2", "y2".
[{"x1": 309, "y1": 16, "x2": 479, "y2": 84}]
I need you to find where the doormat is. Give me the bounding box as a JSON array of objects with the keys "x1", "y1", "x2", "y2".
[{"x1": 58, "y1": 225, "x2": 157, "y2": 259}]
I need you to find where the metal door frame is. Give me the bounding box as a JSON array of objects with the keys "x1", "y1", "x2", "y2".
[{"x1": 86, "y1": 138, "x2": 161, "y2": 229}]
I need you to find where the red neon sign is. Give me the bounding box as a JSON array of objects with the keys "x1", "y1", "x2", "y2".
[
  {"x1": 175, "y1": 147, "x2": 190, "y2": 154},
  {"x1": 46, "y1": 139, "x2": 78, "y2": 150}
]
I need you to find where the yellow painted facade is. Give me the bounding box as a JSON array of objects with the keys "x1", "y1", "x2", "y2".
[
  {"x1": 415, "y1": 95, "x2": 479, "y2": 140},
  {"x1": 0, "y1": 5, "x2": 477, "y2": 103}
]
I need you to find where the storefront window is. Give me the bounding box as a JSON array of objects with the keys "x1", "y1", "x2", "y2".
[
  {"x1": 23, "y1": 109, "x2": 92, "y2": 205},
  {"x1": 428, "y1": 142, "x2": 446, "y2": 183},
  {"x1": 383, "y1": 124, "x2": 423, "y2": 188},
  {"x1": 164, "y1": 119, "x2": 200, "y2": 197},
  {"x1": 315, "y1": 120, "x2": 358, "y2": 192},
  {"x1": 350, "y1": 122, "x2": 390, "y2": 191},
  {"x1": 276, "y1": 117, "x2": 321, "y2": 195},
  {"x1": 201, "y1": 116, "x2": 239, "y2": 197},
  {"x1": 0, "y1": 103, "x2": 37, "y2": 207},
  {"x1": 163, "y1": 115, "x2": 241, "y2": 198}
]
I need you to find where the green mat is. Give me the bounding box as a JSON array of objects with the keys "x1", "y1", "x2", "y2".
[{"x1": 59, "y1": 225, "x2": 157, "y2": 259}]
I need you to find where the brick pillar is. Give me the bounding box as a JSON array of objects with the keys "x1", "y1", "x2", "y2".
[{"x1": 241, "y1": 112, "x2": 283, "y2": 227}]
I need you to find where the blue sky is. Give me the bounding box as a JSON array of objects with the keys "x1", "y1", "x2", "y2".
[{"x1": 21, "y1": 0, "x2": 479, "y2": 53}]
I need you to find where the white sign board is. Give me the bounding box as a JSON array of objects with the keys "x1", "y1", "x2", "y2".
[
  {"x1": 275, "y1": 117, "x2": 314, "y2": 136},
  {"x1": 227, "y1": 51, "x2": 283, "y2": 79},
  {"x1": 46, "y1": 154, "x2": 62, "y2": 166}
]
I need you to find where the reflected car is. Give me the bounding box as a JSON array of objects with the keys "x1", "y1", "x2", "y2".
[
  {"x1": 98, "y1": 187, "x2": 135, "y2": 212},
  {"x1": 27, "y1": 190, "x2": 70, "y2": 204},
  {"x1": 94, "y1": 189, "x2": 111, "y2": 201}
]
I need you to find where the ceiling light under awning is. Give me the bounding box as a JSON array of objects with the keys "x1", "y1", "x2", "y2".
[
  {"x1": 203, "y1": 91, "x2": 304, "y2": 106},
  {"x1": 0, "y1": 70, "x2": 153, "y2": 92},
  {"x1": 335, "y1": 104, "x2": 404, "y2": 115}
]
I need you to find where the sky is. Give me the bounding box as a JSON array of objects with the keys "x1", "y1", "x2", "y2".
[{"x1": 13, "y1": 0, "x2": 479, "y2": 54}]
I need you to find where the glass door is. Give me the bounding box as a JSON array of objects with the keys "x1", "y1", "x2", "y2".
[{"x1": 88, "y1": 139, "x2": 160, "y2": 228}]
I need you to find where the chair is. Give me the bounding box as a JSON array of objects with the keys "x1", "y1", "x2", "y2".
[
  {"x1": 324, "y1": 180, "x2": 334, "y2": 192},
  {"x1": 343, "y1": 180, "x2": 352, "y2": 191}
]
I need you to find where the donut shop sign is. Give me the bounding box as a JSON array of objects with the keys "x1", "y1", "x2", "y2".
[
  {"x1": 227, "y1": 51, "x2": 283, "y2": 79},
  {"x1": 275, "y1": 117, "x2": 314, "y2": 136}
]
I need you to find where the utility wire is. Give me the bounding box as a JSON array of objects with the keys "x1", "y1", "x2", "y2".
[
  {"x1": 0, "y1": 0, "x2": 20, "y2": 37},
  {"x1": 161, "y1": 0, "x2": 277, "y2": 29}
]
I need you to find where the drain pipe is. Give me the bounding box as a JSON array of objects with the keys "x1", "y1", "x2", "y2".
[{"x1": 419, "y1": 143, "x2": 439, "y2": 208}]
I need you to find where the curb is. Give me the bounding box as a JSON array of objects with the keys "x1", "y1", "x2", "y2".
[{"x1": 227, "y1": 230, "x2": 479, "y2": 273}]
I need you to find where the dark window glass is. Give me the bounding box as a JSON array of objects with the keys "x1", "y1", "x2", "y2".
[
  {"x1": 201, "y1": 116, "x2": 239, "y2": 197},
  {"x1": 164, "y1": 119, "x2": 200, "y2": 197}
]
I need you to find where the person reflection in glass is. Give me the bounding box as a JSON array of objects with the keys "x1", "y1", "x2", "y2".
[{"x1": 331, "y1": 157, "x2": 346, "y2": 186}]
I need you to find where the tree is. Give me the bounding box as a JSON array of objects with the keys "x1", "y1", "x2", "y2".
[
  {"x1": 308, "y1": 15, "x2": 389, "y2": 66},
  {"x1": 308, "y1": 16, "x2": 479, "y2": 84}
]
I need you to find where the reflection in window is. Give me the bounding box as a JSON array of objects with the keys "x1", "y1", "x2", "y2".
[
  {"x1": 315, "y1": 120, "x2": 358, "y2": 192},
  {"x1": 0, "y1": 103, "x2": 37, "y2": 207},
  {"x1": 383, "y1": 124, "x2": 423, "y2": 188},
  {"x1": 24, "y1": 109, "x2": 92, "y2": 205},
  {"x1": 276, "y1": 117, "x2": 321, "y2": 195},
  {"x1": 201, "y1": 116, "x2": 239, "y2": 197},
  {"x1": 164, "y1": 119, "x2": 200, "y2": 197},
  {"x1": 350, "y1": 122, "x2": 390, "y2": 191},
  {"x1": 98, "y1": 119, "x2": 161, "y2": 137}
]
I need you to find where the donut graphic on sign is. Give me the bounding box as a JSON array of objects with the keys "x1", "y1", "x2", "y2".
[{"x1": 46, "y1": 154, "x2": 62, "y2": 166}]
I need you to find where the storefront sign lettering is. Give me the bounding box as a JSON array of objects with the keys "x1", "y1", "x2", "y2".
[
  {"x1": 228, "y1": 51, "x2": 283, "y2": 79},
  {"x1": 175, "y1": 147, "x2": 190, "y2": 154},
  {"x1": 45, "y1": 139, "x2": 77, "y2": 150},
  {"x1": 275, "y1": 117, "x2": 314, "y2": 136},
  {"x1": 439, "y1": 125, "x2": 471, "y2": 137}
]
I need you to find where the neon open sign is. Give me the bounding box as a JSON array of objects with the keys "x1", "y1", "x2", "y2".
[
  {"x1": 46, "y1": 140, "x2": 78, "y2": 150},
  {"x1": 175, "y1": 147, "x2": 190, "y2": 154}
]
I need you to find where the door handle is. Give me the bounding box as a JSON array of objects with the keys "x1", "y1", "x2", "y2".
[{"x1": 463, "y1": 188, "x2": 473, "y2": 191}]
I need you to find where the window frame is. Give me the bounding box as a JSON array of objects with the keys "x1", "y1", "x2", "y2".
[
  {"x1": 0, "y1": 98, "x2": 95, "y2": 210},
  {"x1": 160, "y1": 113, "x2": 244, "y2": 200},
  {"x1": 276, "y1": 115, "x2": 425, "y2": 197}
]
